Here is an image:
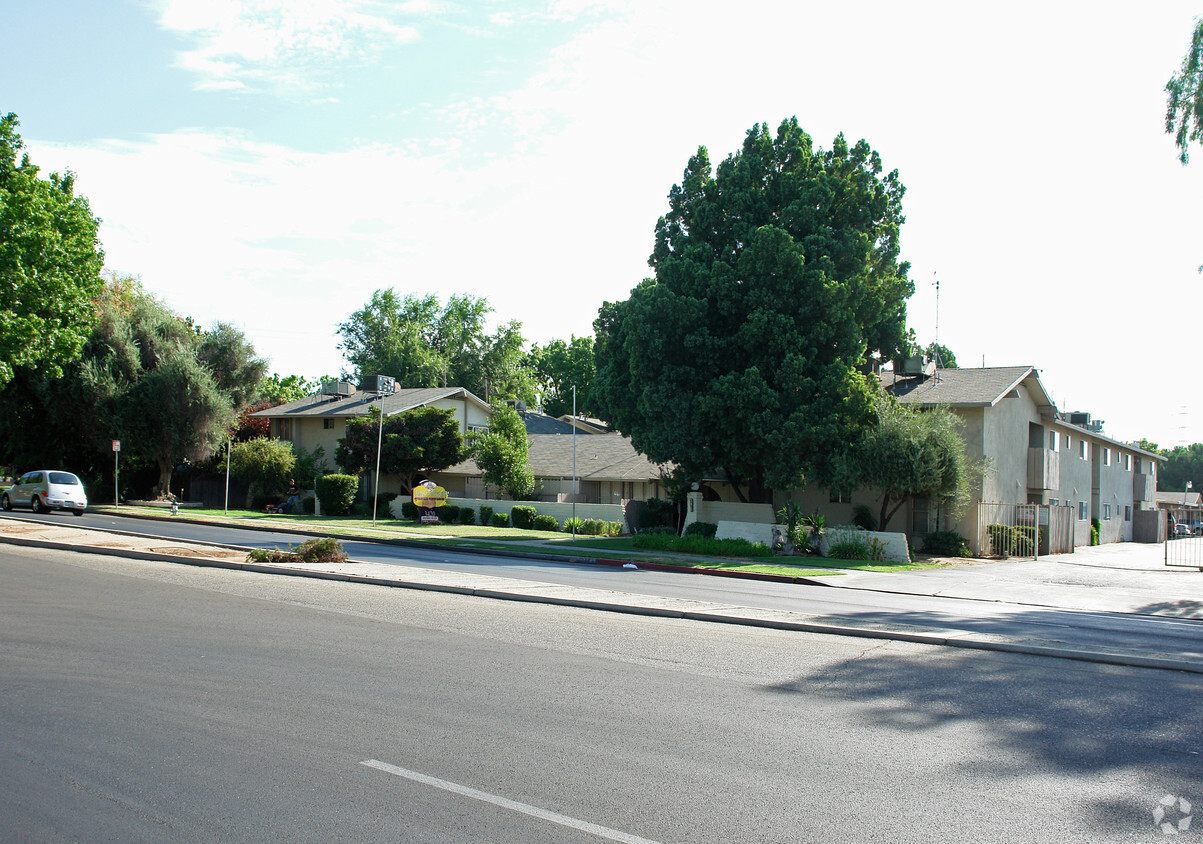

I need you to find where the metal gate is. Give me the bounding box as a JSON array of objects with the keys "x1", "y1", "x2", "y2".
[
  {"x1": 1165, "y1": 507, "x2": 1203, "y2": 570},
  {"x1": 978, "y1": 503, "x2": 1074, "y2": 559}
]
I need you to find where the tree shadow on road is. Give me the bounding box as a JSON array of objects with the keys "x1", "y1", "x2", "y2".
[
  {"x1": 767, "y1": 644, "x2": 1203, "y2": 833},
  {"x1": 1135, "y1": 599, "x2": 1203, "y2": 618}
]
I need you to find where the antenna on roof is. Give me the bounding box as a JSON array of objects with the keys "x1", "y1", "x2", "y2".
[{"x1": 933, "y1": 272, "x2": 940, "y2": 350}]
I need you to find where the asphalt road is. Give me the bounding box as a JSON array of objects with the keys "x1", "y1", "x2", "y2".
[
  {"x1": 3, "y1": 544, "x2": 1201, "y2": 842},
  {"x1": 12, "y1": 510, "x2": 1203, "y2": 664}
]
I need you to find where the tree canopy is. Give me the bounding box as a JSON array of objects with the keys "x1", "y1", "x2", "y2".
[
  {"x1": 593, "y1": 118, "x2": 913, "y2": 502},
  {"x1": 0, "y1": 113, "x2": 105, "y2": 387},
  {"x1": 527, "y1": 335, "x2": 597, "y2": 418},
  {"x1": 836, "y1": 399, "x2": 982, "y2": 531},
  {"x1": 472, "y1": 405, "x2": 535, "y2": 500},
  {"x1": 335, "y1": 405, "x2": 466, "y2": 492},
  {"x1": 1166, "y1": 19, "x2": 1203, "y2": 164},
  {"x1": 336, "y1": 290, "x2": 535, "y2": 403},
  {"x1": 0, "y1": 276, "x2": 264, "y2": 499},
  {"x1": 1158, "y1": 442, "x2": 1203, "y2": 495}
]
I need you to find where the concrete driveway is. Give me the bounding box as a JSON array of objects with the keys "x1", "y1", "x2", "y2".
[{"x1": 832, "y1": 541, "x2": 1203, "y2": 617}]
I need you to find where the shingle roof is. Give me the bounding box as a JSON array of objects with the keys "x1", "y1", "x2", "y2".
[
  {"x1": 445, "y1": 433, "x2": 665, "y2": 482},
  {"x1": 251, "y1": 386, "x2": 489, "y2": 418},
  {"x1": 879, "y1": 366, "x2": 1038, "y2": 407}
]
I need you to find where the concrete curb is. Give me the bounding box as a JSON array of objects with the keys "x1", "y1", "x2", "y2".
[{"x1": 3, "y1": 527, "x2": 1200, "y2": 675}]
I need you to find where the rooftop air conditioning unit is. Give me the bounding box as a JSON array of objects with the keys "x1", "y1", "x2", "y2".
[
  {"x1": 360, "y1": 375, "x2": 396, "y2": 394},
  {"x1": 320, "y1": 380, "x2": 353, "y2": 397},
  {"x1": 1068, "y1": 411, "x2": 1091, "y2": 426}
]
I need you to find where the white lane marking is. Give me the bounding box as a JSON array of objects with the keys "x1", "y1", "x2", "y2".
[{"x1": 360, "y1": 759, "x2": 663, "y2": 844}]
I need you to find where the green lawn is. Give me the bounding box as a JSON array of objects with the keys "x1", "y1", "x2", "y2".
[{"x1": 98, "y1": 505, "x2": 944, "y2": 574}]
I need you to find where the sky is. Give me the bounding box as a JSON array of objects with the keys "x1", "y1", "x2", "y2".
[{"x1": 3, "y1": 0, "x2": 1202, "y2": 448}]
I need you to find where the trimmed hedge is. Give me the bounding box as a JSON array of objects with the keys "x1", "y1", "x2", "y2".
[
  {"x1": 316, "y1": 474, "x2": 359, "y2": 516},
  {"x1": 533, "y1": 514, "x2": 558, "y2": 531},
  {"x1": 511, "y1": 505, "x2": 537, "y2": 529},
  {"x1": 401, "y1": 500, "x2": 418, "y2": 519},
  {"x1": 491, "y1": 511, "x2": 509, "y2": 528},
  {"x1": 683, "y1": 521, "x2": 718, "y2": 538},
  {"x1": 631, "y1": 532, "x2": 774, "y2": 558},
  {"x1": 479, "y1": 505, "x2": 494, "y2": 526}
]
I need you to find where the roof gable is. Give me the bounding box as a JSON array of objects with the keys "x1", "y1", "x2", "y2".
[{"x1": 252, "y1": 386, "x2": 490, "y2": 418}]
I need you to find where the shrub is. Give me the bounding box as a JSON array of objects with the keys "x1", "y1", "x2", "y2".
[
  {"x1": 631, "y1": 532, "x2": 774, "y2": 558},
  {"x1": 316, "y1": 473, "x2": 359, "y2": 516},
  {"x1": 986, "y1": 524, "x2": 1038, "y2": 556},
  {"x1": 436, "y1": 504, "x2": 459, "y2": 523},
  {"x1": 401, "y1": 500, "x2": 418, "y2": 519},
  {"x1": 478, "y1": 504, "x2": 494, "y2": 526},
  {"x1": 581, "y1": 518, "x2": 606, "y2": 535},
  {"x1": 533, "y1": 514, "x2": 558, "y2": 531},
  {"x1": 851, "y1": 504, "x2": 878, "y2": 531},
  {"x1": 246, "y1": 537, "x2": 348, "y2": 563},
  {"x1": 511, "y1": 505, "x2": 537, "y2": 530},
  {"x1": 302, "y1": 495, "x2": 316, "y2": 514},
  {"x1": 491, "y1": 511, "x2": 509, "y2": 528},
  {"x1": 458, "y1": 506, "x2": 476, "y2": 525},
  {"x1": 683, "y1": 521, "x2": 718, "y2": 538},
  {"x1": 562, "y1": 517, "x2": 584, "y2": 534},
  {"x1": 638, "y1": 498, "x2": 676, "y2": 531},
  {"x1": 639, "y1": 525, "x2": 676, "y2": 535},
  {"x1": 922, "y1": 530, "x2": 971, "y2": 557},
  {"x1": 374, "y1": 492, "x2": 397, "y2": 517},
  {"x1": 605, "y1": 520, "x2": 623, "y2": 537},
  {"x1": 826, "y1": 540, "x2": 871, "y2": 560}
]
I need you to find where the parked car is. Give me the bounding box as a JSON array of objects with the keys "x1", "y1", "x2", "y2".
[
  {"x1": 1172, "y1": 522, "x2": 1193, "y2": 538},
  {"x1": 1, "y1": 470, "x2": 87, "y2": 515}
]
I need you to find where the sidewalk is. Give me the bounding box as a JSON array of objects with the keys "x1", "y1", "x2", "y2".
[{"x1": 2, "y1": 512, "x2": 1200, "y2": 673}]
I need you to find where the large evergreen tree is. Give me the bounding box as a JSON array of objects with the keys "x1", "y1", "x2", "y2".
[
  {"x1": 593, "y1": 119, "x2": 913, "y2": 503},
  {"x1": 335, "y1": 405, "x2": 466, "y2": 492}
]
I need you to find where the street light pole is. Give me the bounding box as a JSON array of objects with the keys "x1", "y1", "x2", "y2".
[{"x1": 372, "y1": 376, "x2": 395, "y2": 525}]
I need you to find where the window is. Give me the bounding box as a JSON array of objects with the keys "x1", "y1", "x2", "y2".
[
  {"x1": 1124, "y1": 454, "x2": 1131, "y2": 471},
  {"x1": 1079, "y1": 501, "x2": 1088, "y2": 520},
  {"x1": 1124, "y1": 505, "x2": 1132, "y2": 521},
  {"x1": 1049, "y1": 498, "x2": 1060, "y2": 507},
  {"x1": 276, "y1": 419, "x2": 293, "y2": 440},
  {"x1": 1103, "y1": 447, "x2": 1111, "y2": 466},
  {"x1": 1103, "y1": 503, "x2": 1112, "y2": 520},
  {"x1": 1064, "y1": 434, "x2": 1071, "y2": 451},
  {"x1": 1079, "y1": 440, "x2": 1087, "y2": 459},
  {"x1": 323, "y1": 418, "x2": 333, "y2": 429},
  {"x1": 1048, "y1": 430, "x2": 1058, "y2": 450}
]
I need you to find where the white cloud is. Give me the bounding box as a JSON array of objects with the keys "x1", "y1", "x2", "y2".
[{"x1": 148, "y1": 0, "x2": 423, "y2": 94}]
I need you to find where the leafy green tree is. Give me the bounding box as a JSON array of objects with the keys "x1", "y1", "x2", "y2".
[
  {"x1": 335, "y1": 405, "x2": 466, "y2": 491},
  {"x1": 593, "y1": 119, "x2": 913, "y2": 503},
  {"x1": 1159, "y1": 443, "x2": 1203, "y2": 495},
  {"x1": 837, "y1": 399, "x2": 983, "y2": 531},
  {"x1": 337, "y1": 290, "x2": 535, "y2": 402},
  {"x1": 472, "y1": 405, "x2": 535, "y2": 500},
  {"x1": 527, "y1": 335, "x2": 597, "y2": 418},
  {"x1": 924, "y1": 342, "x2": 957, "y2": 369},
  {"x1": 0, "y1": 113, "x2": 105, "y2": 386},
  {"x1": 229, "y1": 437, "x2": 296, "y2": 507},
  {"x1": 197, "y1": 322, "x2": 268, "y2": 410},
  {"x1": 1166, "y1": 19, "x2": 1203, "y2": 164},
  {"x1": 0, "y1": 276, "x2": 258, "y2": 498},
  {"x1": 259, "y1": 373, "x2": 321, "y2": 405}
]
